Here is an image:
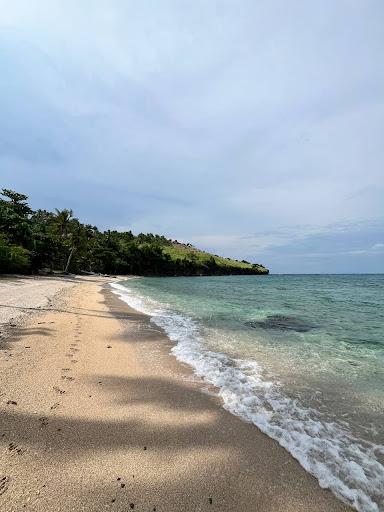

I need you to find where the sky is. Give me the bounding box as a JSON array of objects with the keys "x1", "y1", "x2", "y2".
[{"x1": 1, "y1": 1, "x2": 383, "y2": 273}]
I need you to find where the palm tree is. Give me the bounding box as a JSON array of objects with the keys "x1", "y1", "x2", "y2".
[
  {"x1": 53, "y1": 208, "x2": 73, "y2": 236},
  {"x1": 53, "y1": 209, "x2": 75, "y2": 272}
]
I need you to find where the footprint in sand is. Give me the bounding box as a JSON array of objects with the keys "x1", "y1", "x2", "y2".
[
  {"x1": 61, "y1": 375, "x2": 75, "y2": 381},
  {"x1": 8, "y1": 442, "x2": 25, "y2": 455},
  {"x1": 39, "y1": 417, "x2": 48, "y2": 427},
  {"x1": 71, "y1": 359, "x2": 78, "y2": 364},
  {"x1": 53, "y1": 386, "x2": 66, "y2": 395},
  {"x1": 62, "y1": 368, "x2": 71, "y2": 372},
  {"x1": 50, "y1": 402, "x2": 60, "y2": 410},
  {"x1": 0, "y1": 476, "x2": 9, "y2": 495}
]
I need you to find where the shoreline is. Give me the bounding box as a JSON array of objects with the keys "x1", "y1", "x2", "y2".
[{"x1": 0, "y1": 275, "x2": 351, "y2": 511}]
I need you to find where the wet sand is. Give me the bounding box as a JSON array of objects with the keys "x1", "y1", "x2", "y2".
[{"x1": 0, "y1": 276, "x2": 352, "y2": 511}]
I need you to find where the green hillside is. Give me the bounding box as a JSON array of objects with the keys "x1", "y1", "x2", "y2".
[{"x1": 162, "y1": 242, "x2": 268, "y2": 275}]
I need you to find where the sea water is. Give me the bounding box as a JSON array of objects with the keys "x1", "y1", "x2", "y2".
[{"x1": 111, "y1": 274, "x2": 384, "y2": 512}]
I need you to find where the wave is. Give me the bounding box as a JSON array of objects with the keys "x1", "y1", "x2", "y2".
[{"x1": 110, "y1": 281, "x2": 384, "y2": 512}]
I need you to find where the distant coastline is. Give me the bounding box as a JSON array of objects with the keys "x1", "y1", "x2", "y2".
[{"x1": 0, "y1": 188, "x2": 268, "y2": 277}]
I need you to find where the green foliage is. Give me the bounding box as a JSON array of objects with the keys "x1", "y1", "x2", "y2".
[
  {"x1": 0, "y1": 234, "x2": 30, "y2": 273},
  {"x1": 0, "y1": 188, "x2": 269, "y2": 276},
  {"x1": 0, "y1": 188, "x2": 32, "y2": 247},
  {"x1": 161, "y1": 244, "x2": 268, "y2": 274}
]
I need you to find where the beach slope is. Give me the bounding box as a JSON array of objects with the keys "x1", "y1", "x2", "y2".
[{"x1": 0, "y1": 276, "x2": 351, "y2": 511}]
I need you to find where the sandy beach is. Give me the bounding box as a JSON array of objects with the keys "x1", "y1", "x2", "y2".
[{"x1": 0, "y1": 275, "x2": 352, "y2": 511}]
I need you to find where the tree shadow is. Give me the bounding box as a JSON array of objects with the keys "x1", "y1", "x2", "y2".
[
  {"x1": 112, "y1": 322, "x2": 167, "y2": 345},
  {"x1": 0, "y1": 326, "x2": 55, "y2": 351},
  {"x1": 0, "y1": 274, "x2": 125, "y2": 284},
  {"x1": 0, "y1": 303, "x2": 137, "y2": 321},
  {"x1": 0, "y1": 373, "x2": 352, "y2": 511}
]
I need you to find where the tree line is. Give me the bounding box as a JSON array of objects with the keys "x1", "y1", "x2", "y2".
[{"x1": 0, "y1": 189, "x2": 267, "y2": 276}]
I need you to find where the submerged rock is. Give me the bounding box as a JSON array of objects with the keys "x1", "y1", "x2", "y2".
[{"x1": 246, "y1": 314, "x2": 315, "y2": 333}]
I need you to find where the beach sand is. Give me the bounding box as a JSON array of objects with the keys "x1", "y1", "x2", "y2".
[{"x1": 0, "y1": 275, "x2": 352, "y2": 511}]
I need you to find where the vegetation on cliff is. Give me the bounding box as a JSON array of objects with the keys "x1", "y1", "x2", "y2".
[{"x1": 0, "y1": 189, "x2": 268, "y2": 276}]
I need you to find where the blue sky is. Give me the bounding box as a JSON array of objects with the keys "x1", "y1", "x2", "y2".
[{"x1": 1, "y1": 1, "x2": 383, "y2": 273}]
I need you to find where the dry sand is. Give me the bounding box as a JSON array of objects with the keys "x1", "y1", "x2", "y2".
[{"x1": 0, "y1": 275, "x2": 352, "y2": 511}]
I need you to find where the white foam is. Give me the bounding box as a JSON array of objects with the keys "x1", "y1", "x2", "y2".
[{"x1": 111, "y1": 281, "x2": 384, "y2": 512}]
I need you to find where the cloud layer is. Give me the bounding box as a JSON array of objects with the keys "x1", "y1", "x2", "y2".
[{"x1": 1, "y1": 1, "x2": 383, "y2": 272}]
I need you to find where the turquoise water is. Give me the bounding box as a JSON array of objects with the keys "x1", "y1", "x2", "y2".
[{"x1": 111, "y1": 275, "x2": 384, "y2": 512}]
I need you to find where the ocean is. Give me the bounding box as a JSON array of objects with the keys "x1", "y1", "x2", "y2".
[{"x1": 111, "y1": 274, "x2": 384, "y2": 512}]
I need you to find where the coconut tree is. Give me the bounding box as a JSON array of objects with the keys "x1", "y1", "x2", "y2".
[
  {"x1": 53, "y1": 209, "x2": 73, "y2": 236},
  {"x1": 53, "y1": 208, "x2": 76, "y2": 272}
]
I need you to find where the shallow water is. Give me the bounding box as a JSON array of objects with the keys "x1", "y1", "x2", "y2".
[{"x1": 111, "y1": 274, "x2": 384, "y2": 512}]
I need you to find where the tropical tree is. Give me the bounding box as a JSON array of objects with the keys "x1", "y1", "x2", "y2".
[
  {"x1": 0, "y1": 233, "x2": 30, "y2": 273},
  {"x1": 53, "y1": 208, "x2": 77, "y2": 272},
  {"x1": 0, "y1": 189, "x2": 31, "y2": 216},
  {"x1": 53, "y1": 208, "x2": 73, "y2": 236},
  {"x1": 0, "y1": 188, "x2": 32, "y2": 248}
]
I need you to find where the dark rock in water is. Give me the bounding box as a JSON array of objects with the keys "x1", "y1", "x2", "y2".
[{"x1": 246, "y1": 315, "x2": 315, "y2": 333}]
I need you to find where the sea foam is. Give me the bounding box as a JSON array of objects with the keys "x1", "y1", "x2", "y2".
[{"x1": 110, "y1": 281, "x2": 384, "y2": 512}]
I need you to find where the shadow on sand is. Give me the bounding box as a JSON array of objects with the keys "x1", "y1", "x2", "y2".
[{"x1": 0, "y1": 370, "x2": 351, "y2": 512}]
